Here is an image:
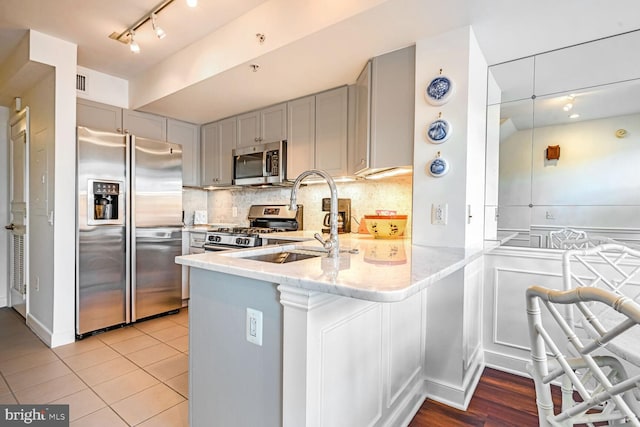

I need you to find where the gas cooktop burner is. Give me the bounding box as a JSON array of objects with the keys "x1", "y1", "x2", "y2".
[
  {"x1": 203, "y1": 204, "x2": 302, "y2": 251},
  {"x1": 210, "y1": 226, "x2": 287, "y2": 235}
]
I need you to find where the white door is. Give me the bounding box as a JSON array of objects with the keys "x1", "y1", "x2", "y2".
[{"x1": 7, "y1": 112, "x2": 28, "y2": 318}]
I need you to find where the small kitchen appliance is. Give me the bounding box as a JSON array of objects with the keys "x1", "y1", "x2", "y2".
[
  {"x1": 322, "y1": 198, "x2": 351, "y2": 233},
  {"x1": 203, "y1": 204, "x2": 303, "y2": 251},
  {"x1": 232, "y1": 140, "x2": 287, "y2": 186}
]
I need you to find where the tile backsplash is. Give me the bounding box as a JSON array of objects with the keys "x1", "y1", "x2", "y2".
[{"x1": 195, "y1": 175, "x2": 413, "y2": 234}]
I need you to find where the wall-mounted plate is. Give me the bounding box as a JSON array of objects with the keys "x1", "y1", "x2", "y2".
[
  {"x1": 425, "y1": 76, "x2": 454, "y2": 105},
  {"x1": 427, "y1": 156, "x2": 450, "y2": 177},
  {"x1": 426, "y1": 119, "x2": 452, "y2": 144}
]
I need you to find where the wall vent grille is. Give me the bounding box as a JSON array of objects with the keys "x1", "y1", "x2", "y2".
[{"x1": 76, "y1": 74, "x2": 87, "y2": 92}]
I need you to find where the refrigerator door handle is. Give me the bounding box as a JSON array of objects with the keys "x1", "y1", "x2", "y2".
[{"x1": 126, "y1": 134, "x2": 134, "y2": 324}]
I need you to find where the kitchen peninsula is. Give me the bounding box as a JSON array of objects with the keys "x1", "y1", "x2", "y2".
[{"x1": 176, "y1": 233, "x2": 486, "y2": 426}]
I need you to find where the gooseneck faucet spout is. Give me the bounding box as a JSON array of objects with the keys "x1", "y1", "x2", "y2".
[{"x1": 289, "y1": 169, "x2": 339, "y2": 257}]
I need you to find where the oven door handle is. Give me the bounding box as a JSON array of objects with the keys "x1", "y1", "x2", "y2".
[{"x1": 203, "y1": 244, "x2": 244, "y2": 251}]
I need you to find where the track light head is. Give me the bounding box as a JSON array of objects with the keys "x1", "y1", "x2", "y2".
[
  {"x1": 129, "y1": 31, "x2": 140, "y2": 53},
  {"x1": 151, "y1": 13, "x2": 166, "y2": 39}
]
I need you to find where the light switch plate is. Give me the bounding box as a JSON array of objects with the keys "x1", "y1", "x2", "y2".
[{"x1": 246, "y1": 308, "x2": 263, "y2": 346}]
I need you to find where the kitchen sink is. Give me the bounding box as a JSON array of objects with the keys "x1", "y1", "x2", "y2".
[{"x1": 240, "y1": 249, "x2": 323, "y2": 264}]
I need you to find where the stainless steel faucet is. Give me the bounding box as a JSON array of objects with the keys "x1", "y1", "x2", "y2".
[{"x1": 289, "y1": 169, "x2": 339, "y2": 257}]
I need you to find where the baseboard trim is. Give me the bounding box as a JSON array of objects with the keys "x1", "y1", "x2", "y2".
[
  {"x1": 26, "y1": 313, "x2": 53, "y2": 347},
  {"x1": 383, "y1": 379, "x2": 427, "y2": 427},
  {"x1": 484, "y1": 349, "x2": 530, "y2": 377},
  {"x1": 423, "y1": 357, "x2": 484, "y2": 410},
  {"x1": 26, "y1": 314, "x2": 75, "y2": 348}
]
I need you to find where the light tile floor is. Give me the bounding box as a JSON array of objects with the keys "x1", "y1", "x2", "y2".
[{"x1": 0, "y1": 307, "x2": 189, "y2": 426}]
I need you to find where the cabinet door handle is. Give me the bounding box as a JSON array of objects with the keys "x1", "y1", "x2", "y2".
[{"x1": 5, "y1": 224, "x2": 15, "y2": 230}]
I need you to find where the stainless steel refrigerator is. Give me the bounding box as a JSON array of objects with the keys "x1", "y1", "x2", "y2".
[{"x1": 76, "y1": 126, "x2": 183, "y2": 338}]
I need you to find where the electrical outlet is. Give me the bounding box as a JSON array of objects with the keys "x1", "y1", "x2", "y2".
[
  {"x1": 246, "y1": 308, "x2": 263, "y2": 346},
  {"x1": 232, "y1": 206, "x2": 238, "y2": 217},
  {"x1": 431, "y1": 203, "x2": 448, "y2": 225},
  {"x1": 35, "y1": 276, "x2": 40, "y2": 291}
]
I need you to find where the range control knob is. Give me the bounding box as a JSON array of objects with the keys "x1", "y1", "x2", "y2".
[{"x1": 236, "y1": 237, "x2": 243, "y2": 245}]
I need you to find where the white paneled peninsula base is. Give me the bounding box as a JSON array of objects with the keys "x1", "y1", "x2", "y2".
[{"x1": 176, "y1": 234, "x2": 486, "y2": 427}]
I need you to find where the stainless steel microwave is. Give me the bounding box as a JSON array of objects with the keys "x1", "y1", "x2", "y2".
[{"x1": 232, "y1": 140, "x2": 287, "y2": 186}]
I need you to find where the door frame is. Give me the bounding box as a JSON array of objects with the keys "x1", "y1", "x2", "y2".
[{"x1": 8, "y1": 107, "x2": 30, "y2": 317}]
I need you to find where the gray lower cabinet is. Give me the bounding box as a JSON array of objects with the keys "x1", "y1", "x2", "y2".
[
  {"x1": 201, "y1": 117, "x2": 236, "y2": 186},
  {"x1": 168, "y1": 119, "x2": 200, "y2": 187},
  {"x1": 286, "y1": 95, "x2": 316, "y2": 180},
  {"x1": 315, "y1": 86, "x2": 349, "y2": 176}
]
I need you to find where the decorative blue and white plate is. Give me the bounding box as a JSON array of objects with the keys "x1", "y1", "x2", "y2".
[
  {"x1": 425, "y1": 76, "x2": 454, "y2": 105},
  {"x1": 428, "y1": 156, "x2": 450, "y2": 177},
  {"x1": 426, "y1": 119, "x2": 452, "y2": 144}
]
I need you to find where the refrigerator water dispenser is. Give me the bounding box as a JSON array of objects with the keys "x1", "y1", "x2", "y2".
[{"x1": 87, "y1": 179, "x2": 124, "y2": 225}]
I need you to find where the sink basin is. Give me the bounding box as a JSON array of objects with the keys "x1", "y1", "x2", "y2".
[{"x1": 240, "y1": 249, "x2": 323, "y2": 264}]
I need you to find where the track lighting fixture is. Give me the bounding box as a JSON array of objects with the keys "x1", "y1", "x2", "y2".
[
  {"x1": 151, "y1": 13, "x2": 166, "y2": 39},
  {"x1": 110, "y1": 0, "x2": 197, "y2": 52},
  {"x1": 129, "y1": 31, "x2": 140, "y2": 53}
]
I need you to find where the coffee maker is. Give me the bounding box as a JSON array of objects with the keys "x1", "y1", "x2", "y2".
[{"x1": 322, "y1": 198, "x2": 351, "y2": 234}]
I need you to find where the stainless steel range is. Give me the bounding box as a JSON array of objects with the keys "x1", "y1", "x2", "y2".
[{"x1": 203, "y1": 204, "x2": 303, "y2": 251}]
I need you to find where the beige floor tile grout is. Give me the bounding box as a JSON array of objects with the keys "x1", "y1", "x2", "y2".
[{"x1": 0, "y1": 308, "x2": 189, "y2": 427}]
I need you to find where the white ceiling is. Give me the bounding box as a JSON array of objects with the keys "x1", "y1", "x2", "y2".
[{"x1": 1, "y1": 0, "x2": 639, "y2": 124}]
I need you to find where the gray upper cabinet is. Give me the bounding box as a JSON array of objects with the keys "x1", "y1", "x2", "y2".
[
  {"x1": 123, "y1": 109, "x2": 167, "y2": 141},
  {"x1": 286, "y1": 95, "x2": 316, "y2": 180},
  {"x1": 237, "y1": 111, "x2": 260, "y2": 148},
  {"x1": 352, "y1": 45, "x2": 415, "y2": 175},
  {"x1": 78, "y1": 99, "x2": 204, "y2": 188},
  {"x1": 315, "y1": 86, "x2": 349, "y2": 176},
  {"x1": 237, "y1": 103, "x2": 287, "y2": 148},
  {"x1": 77, "y1": 98, "x2": 123, "y2": 132},
  {"x1": 168, "y1": 118, "x2": 200, "y2": 187},
  {"x1": 201, "y1": 117, "x2": 236, "y2": 186},
  {"x1": 352, "y1": 61, "x2": 371, "y2": 174}
]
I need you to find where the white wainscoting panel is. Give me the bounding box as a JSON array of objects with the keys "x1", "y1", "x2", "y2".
[
  {"x1": 320, "y1": 304, "x2": 383, "y2": 427},
  {"x1": 386, "y1": 292, "x2": 424, "y2": 408},
  {"x1": 483, "y1": 248, "x2": 564, "y2": 376}
]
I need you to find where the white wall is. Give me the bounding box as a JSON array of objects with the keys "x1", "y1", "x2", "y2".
[
  {"x1": 14, "y1": 30, "x2": 77, "y2": 347},
  {"x1": 411, "y1": 27, "x2": 487, "y2": 248},
  {"x1": 21, "y1": 70, "x2": 55, "y2": 330},
  {"x1": 76, "y1": 65, "x2": 128, "y2": 109},
  {"x1": 0, "y1": 106, "x2": 8, "y2": 307}
]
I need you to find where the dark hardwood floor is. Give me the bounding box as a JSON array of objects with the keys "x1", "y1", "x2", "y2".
[{"x1": 409, "y1": 367, "x2": 558, "y2": 426}]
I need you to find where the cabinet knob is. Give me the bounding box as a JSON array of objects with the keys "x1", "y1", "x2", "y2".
[
  {"x1": 360, "y1": 159, "x2": 365, "y2": 164},
  {"x1": 254, "y1": 137, "x2": 259, "y2": 142},
  {"x1": 117, "y1": 128, "x2": 122, "y2": 133}
]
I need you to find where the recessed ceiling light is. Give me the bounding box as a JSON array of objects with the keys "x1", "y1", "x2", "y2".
[
  {"x1": 186, "y1": 0, "x2": 198, "y2": 7},
  {"x1": 569, "y1": 113, "x2": 580, "y2": 119}
]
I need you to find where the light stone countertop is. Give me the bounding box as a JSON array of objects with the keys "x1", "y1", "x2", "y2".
[{"x1": 176, "y1": 232, "x2": 485, "y2": 303}]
